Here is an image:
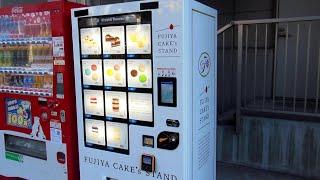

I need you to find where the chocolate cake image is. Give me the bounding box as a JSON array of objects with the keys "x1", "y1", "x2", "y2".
[
  {"x1": 105, "y1": 34, "x2": 113, "y2": 41},
  {"x1": 105, "y1": 34, "x2": 121, "y2": 47},
  {"x1": 111, "y1": 37, "x2": 121, "y2": 47}
]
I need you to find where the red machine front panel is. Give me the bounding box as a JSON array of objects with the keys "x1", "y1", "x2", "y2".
[{"x1": 0, "y1": 2, "x2": 84, "y2": 180}]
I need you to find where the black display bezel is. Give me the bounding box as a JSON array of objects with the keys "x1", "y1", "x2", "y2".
[
  {"x1": 157, "y1": 77, "x2": 177, "y2": 107},
  {"x1": 78, "y1": 11, "x2": 153, "y2": 155}
]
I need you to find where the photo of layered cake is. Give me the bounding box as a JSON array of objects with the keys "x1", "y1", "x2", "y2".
[
  {"x1": 89, "y1": 97, "x2": 97, "y2": 105},
  {"x1": 112, "y1": 98, "x2": 120, "y2": 112},
  {"x1": 91, "y1": 126, "x2": 99, "y2": 133},
  {"x1": 105, "y1": 91, "x2": 127, "y2": 119},
  {"x1": 83, "y1": 90, "x2": 104, "y2": 116},
  {"x1": 102, "y1": 26, "x2": 125, "y2": 54}
]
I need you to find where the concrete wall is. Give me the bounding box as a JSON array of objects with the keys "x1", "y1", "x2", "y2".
[
  {"x1": 278, "y1": 0, "x2": 320, "y2": 18},
  {"x1": 217, "y1": 116, "x2": 320, "y2": 178}
]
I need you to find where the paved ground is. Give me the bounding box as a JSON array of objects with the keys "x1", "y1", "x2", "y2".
[
  {"x1": 0, "y1": 162, "x2": 311, "y2": 180},
  {"x1": 217, "y1": 162, "x2": 309, "y2": 180}
]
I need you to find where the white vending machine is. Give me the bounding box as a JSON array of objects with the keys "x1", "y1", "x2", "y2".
[{"x1": 71, "y1": 1, "x2": 217, "y2": 180}]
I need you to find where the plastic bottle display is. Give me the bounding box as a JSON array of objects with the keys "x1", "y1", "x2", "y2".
[{"x1": 0, "y1": 11, "x2": 53, "y2": 96}]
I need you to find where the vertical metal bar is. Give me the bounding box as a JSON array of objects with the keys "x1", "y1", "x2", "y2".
[
  {"x1": 316, "y1": 48, "x2": 320, "y2": 113},
  {"x1": 222, "y1": 32, "x2": 225, "y2": 113},
  {"x1": 282, "y1": 24, "x2": 289, "y2": 111},
  {"x1": 244, "y1": 25, "x2": 249, "y2": 106},
  {"x1": 293, "y1": 24, "x2": 300, "y2": 112},
  {"x1": 253, "y1": 24, "x2": 258, "y2": 105},
  {"x1": 231, "y1": 27, "x2": 235, "y2": 108},
  {"x1": 272, "y1": 23, "x2": 278, "y2": 110},
  {"x1": 236, "y1": 25, "x2": 243, "y2": 134},
  {"x1": 263, "y1": 24, "x2": 268, "y2": 109},
  {"x1": 304, "y1": 24, "x2": 312, "y2": 112}
]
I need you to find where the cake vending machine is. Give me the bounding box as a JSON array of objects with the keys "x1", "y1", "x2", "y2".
[
  {"x1": 72, "y1": 1, "x2": 217, "y2": 180},
  {"x1": 0, "y1": 1, "x2": 83, "y2": 180}
]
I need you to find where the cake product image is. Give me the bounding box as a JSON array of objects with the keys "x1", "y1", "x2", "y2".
[
  {"x1": 130, "y1": 69, "x2": 138, "y2": 77},
  {"x1": 83, "y1": 90, "x2": 104, "y2": 116},
  {"x1": 89, "y1": 97, "x2": 97, "y2": 105},
  {"x1": 105, "y1": 34, "x2": 114, "y2": 41},
  {"x1": 85, "y1": 119, "x2": 106, "y2": 146},
  {"x1": 111, "y1": 37, "x2": 121, "y2": 47},
  {"x1": 102, "y1": 26, "x2": 125, "y2": 54},
  {"x1": 81, "y1": 59, "x2": 103, "y2": 86},
  {"x1": 128, "y1": 92, "x2": 153, "y2": 122},
  {"x1": 80, "y1": 28, "x2": 101, "y2": 55},
  {"x1": 127, "y1": 59, "x2": 152, "y2": 88},
  {"x1": 126, "y1": 24, "x2": 151, "y2": 54},
  {"x1": 112, "y1": 98, "x2": 120, "y2": 112},
  {"x1": 105, "y1": 34, "x2": 121, "y2": 47},
  {"x1": 104, "y1": 59, "x2": 126, "y2": 87},
  {"x1": 105, "y1": 91, "x2": 127, "y2": 119},
  {"x1": 106, "y1": 122, "x2": 128, "y2": 150}
]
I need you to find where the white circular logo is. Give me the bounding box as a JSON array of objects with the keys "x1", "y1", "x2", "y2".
[{"x1": 198, "y1": 52, "x2": 211, "y2": 77}]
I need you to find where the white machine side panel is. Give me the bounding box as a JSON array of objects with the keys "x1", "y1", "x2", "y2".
[{"x1": 192, "y1": 7, "x2": 217, "y2": 180}]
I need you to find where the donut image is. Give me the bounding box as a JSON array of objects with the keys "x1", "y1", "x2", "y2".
[
  {"x1": 139, "y1": 74, "x2": 147, "y2": 83},
  {"x1": 130, "y1": 69, "x2": 138, "y2": 77},
  {"x1": 114, "y1": 64, "x2": 120, "y2": 71},
  {"x1": 107, "y1": 69, "x2": 114, "y2": 76},
  {"x1": 84, "y1": 69, "x2": 91, "y2": 76},
  {"x1": 91, "y1": 64, "x2": 97, "y2": 71},
  {"x1": 115, "y1": 73, "x2": 122, "y2": 81}
]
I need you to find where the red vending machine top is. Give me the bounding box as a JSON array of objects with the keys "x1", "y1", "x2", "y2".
[{"x1": 0, "y1": 1, "x2": 84, "y2": 180}]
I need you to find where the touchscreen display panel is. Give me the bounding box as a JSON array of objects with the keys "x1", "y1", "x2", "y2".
[
  {"x1": 105, "y1": 91, "x2": 127, "y2": 119},
  {"x1": 83, "y1": 90, "x2": 104, "y2": 116},
  {"x1": 85, "y1": 119, "x2": 106, "y2": 146},
  {"x1": 82, "y1": 59, "x2": 103, "y2": 86},
  {"x1": 128, "y1": 92, "x2": 153, "y2": 122},
  {"x1": 80, "y1": 28, "x2": 101, "y2": 55},
  {"x1": 102, "y1": 26, "x2": 125, "y2": 55},
  {"x1": 127, "y1": 59, "x2": 152, "y2": 88},
  {"x1": 106, "y1": 122, "x2": 128, "y2": 150},
  {"x1": 104, "y1": 59, "x2": 126, "y2": 87},
  {"x1": 161, "y1": 81, "x2": 174, "y2": 104},
  {"x1": 126, "y1": 24, "x2": 151, "y2": 54}
]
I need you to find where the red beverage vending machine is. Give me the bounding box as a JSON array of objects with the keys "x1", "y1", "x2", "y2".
[{"x1": 0, "y1": 1, "x2": 83, "y2": 180}]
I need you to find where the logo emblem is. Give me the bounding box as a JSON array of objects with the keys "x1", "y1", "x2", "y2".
[
  {"x1": 198, "y1": 52, "x2": 211, "y2": 77},
  {"x1": 12, "y1": 7, "x2": 23, "y2": 14}
]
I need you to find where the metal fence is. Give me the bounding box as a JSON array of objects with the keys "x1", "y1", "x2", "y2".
[{"x1": 218, "y1": 17, "x2": 320, "y2": 132}]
